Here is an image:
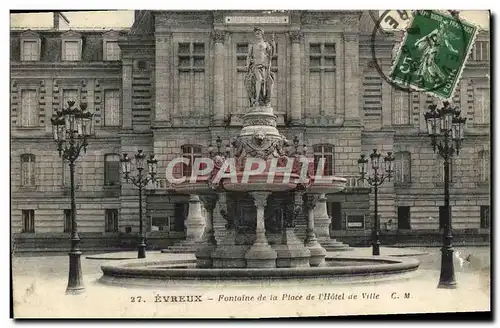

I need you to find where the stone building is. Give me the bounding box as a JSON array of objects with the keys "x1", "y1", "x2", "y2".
[{"x1": 10, "y1": 11, "x2": 490, "y2": 251}]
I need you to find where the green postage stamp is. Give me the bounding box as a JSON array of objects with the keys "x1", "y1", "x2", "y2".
[{"x1": 389, "y1": 10, "x2": 479, "y2": 99}]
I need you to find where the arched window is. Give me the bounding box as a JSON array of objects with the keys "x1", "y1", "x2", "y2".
[
  {"x1": 313, "y1": 144, "x2": 334, "y2": 176},
  {"x1": 181, "y1": 145, "x2": 202, "y2": 177},
  {"x1": 479, "y1": 150, "x2": 490, "y2": 183},
  {"x1": 104, "y1": 154, "x2": 121, "y2": 186},
  {"x1": 20, "y1": 154, "x2": 36, "y2": 187},
  {"x1": 394, "y1": 152, "x2": 411, "y2": 184}
]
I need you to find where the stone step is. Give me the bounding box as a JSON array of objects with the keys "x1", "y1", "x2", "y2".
[{"x1": 318, "y1": 239, "x2": 352, "y2": 252}]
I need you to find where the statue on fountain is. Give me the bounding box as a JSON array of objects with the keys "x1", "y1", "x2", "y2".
[{"x1": 245, "y1": 27, "x2": 276, "y2": 108}]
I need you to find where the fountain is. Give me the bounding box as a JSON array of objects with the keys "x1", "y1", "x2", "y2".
[{"x1": 99, "y1": 27, "x2": 419, "y2": 285}]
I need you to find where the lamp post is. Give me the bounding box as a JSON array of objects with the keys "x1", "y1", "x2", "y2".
[
  {"x1": 423, "y1": 101, "x2": 466, "y2": 289},
  {"x1": 50, "y1": 100, "x2": 94, "y2": 295},
  {"x1": 358, "y1": 149, "x2": 395, "y2": 256},
  {"x1": 121, "y1": 150, "x2": 158, "y2": 259}
]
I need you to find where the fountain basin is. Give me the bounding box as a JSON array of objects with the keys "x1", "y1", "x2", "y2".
[
  {"x1": 99, "y1": 256, "x2": 420, "y2": 283},
  {"x1": 308, "y1": 176, "x2": 347, "y2": 194}
]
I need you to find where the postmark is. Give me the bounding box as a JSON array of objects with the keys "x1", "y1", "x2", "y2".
[{"x1": 388, "y1": 10, "x2": 478, "y2": 99}]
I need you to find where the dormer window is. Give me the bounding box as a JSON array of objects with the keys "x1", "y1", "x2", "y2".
[
  {"x1": 103, "y1": 30, "x2": 121, "y2": 61},
  {"x1": 61, "y1": 30, "x2": 82, "y2": 62},
  {"x1": 63, "y1": 41, "x2": 80, "y2": 61},
  {"x1": 20, "y1": 30, "x2": 41, "y2": 62}
]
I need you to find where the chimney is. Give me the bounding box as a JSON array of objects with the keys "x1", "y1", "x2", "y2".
[{"x1": 53, "y1": 11, "x2": 70, "y2": 30}]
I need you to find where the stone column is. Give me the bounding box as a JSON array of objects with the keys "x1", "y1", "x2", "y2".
[
  {"x1": 212, "y1": 31, "x2": 226, "y2": 126},
  {"x1": 154, "y1": 34, "x2": 171, "y2": 124},
  {"x1": 343, "y1": 32, "x2": 360, "y2": 126},
  {"x1": 122, "y1": 58, "x2": 133, "y2": 129},
  {"x1": 289, "y1": 31, "x2": 303, "y2": 125},
  {"x1": 245, "y1": 191, "x2": 277, "y2": 268},
  {"x1": 185, "y1": 195, "x2": 205, "y2": 242},
  {"x1": 304, "y1": 194, "x2": 327, "y2": 267},
  {"x1": 381, "y1": 61, "x2": 393, "y2": 128},
  {"x1": 313, "y1": 194, "x2": 331, "y2": 238},
  {"x1": 195, "y1": 194, "x2": 219, "y2": 268}
]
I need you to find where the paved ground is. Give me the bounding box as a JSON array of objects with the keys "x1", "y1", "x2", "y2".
[{"x1": 11, "y1": 246, "x2": 491, "y2": 318}]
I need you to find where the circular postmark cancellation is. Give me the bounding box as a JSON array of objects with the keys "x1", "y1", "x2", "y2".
[{"x1": 370, "y1": 10, "x2": 479, "y2": 100}]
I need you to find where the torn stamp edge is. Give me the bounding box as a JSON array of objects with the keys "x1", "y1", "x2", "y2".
[{"x1": 388, "y1": 10, "x2": 480, "y2": 101}]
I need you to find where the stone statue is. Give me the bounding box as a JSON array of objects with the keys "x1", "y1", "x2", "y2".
[{"x1": 245, "y1": 27, "x2": 276, "y2": 107}]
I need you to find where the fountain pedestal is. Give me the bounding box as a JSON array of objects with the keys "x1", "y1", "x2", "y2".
[
  {"x1": 195, "y1": 194, "x2": 219, "y2": 268},
  {"x1": 313, "y1": 194, "x2": 351, "y2": 252},
  {"x1": 272, "y1": 228, "x2": 311, "y2": 268},
  {"x1": 245, "y1": 191, "x2": 277, "y2": 268},
  {"x1": 304, "y1": 194, "x2": 327, "y2": 267},
  {"x1": 185, "y1": 195, "x2": 206, "y2": 242}
]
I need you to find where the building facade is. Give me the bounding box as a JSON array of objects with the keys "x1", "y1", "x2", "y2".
[{"x1": 10, "y1": 11, "x2": 490, "y2": 251}]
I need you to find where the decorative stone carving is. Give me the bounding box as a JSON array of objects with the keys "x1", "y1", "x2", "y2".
[
  {"x1": 343, "y1": 32, "x2": 358, "y2": 42},
  {"x1": 243, "y1": 117, "x2": 277, "y2": 127},
  {"x1": 289, "y1": 30, "x2": 303, "y2": 43},
  {"x1": 212, "y1": 30, "x2": 226, "y2": 43}
]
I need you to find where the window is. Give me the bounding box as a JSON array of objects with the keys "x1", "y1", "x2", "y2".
[
  {"x1": 151, "y1": 216, "x2": 171, "y2": 232},
  {"x1": 22, "y1": 41, "x2": 39, "y2": 61},
  {"x1": 392, "y1": 90, "x2": 411, "y2": 125},
  {"x1": 309, "y1": 43, "x2": 336, "y2": 116},
  {"x1": 181, "y1": 145, "x2": 202, "y2": 177},
  {"x1": 479, "y1": 150, "x2": 490, "y2": 184},
  {"x1": 21, "y1": 154, "x2": 36, "y2": 187},
  {"x1": 473, "y1": 41, "x2": 489, "y2": 61},
  {"x1": 177, "y1": 42, "x2": 205, "y2": 113},
  {"x1": 105, "y1": 41, "x2": 121, "y2": 61},
  {"x1": 22, "y1": 210, "x2": 35, "y2": 233},
  {"x1": 236, "y1": 43, "x2": 250, "y2": 111},
  {"x1": 62, "y1": 89, "x2": 79, "y2": 109},
  {"x1": 480, "y1": 205, "x2": 490, "y2": 229},
  {"x1": 104, "y1": 89, "x2": 120, "y2": 126},
  {"x1": 475, "y1": 87, "x2": 490, "y2": 124},
  {"x1": 63, "y1": 41, "x2": 80, "y2": 61},
  {"x1": 105, "y1": 209, "x2": 119, "y2": 232},
  {"x1": 104, "y1": 154, "x2": 121, "y2": 186},
  {"x1": 327, "y1": 202, "x2": 342, "y2": 230},
  {"x1": 174, "y1": 203, "x2": 189, "y2": 232},
  {"x1": 64, "y1": 209, "x2": 72, "y2": 233},
  {"x1": 313, "y1": 144, "x2": 334, "y2": 176},
  {"x1": 394, "y1": 152, "x2": 411, "y2": 184},
  {"x1": 397, "y1": 206, "x2": 411, "y2": 230},
  {"x1": 21, "y1": 89, "x2": 38, "y2": 127}
]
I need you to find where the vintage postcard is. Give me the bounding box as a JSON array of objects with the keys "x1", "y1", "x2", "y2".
[{"x1": 10, "y1": 8, "x2": 491, "y2": 319}]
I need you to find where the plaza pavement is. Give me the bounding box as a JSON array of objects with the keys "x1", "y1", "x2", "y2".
[{"x1": 11, "y1": 246, "x2": 490, "y2": 318}]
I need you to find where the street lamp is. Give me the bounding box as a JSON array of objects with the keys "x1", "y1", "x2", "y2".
[
  {"x1": 50, "y1": 100, "x2": 94, "y2": 295},
  {"x1": 358, "y1": 149, "x2": 395, "y2": 256},
  {"x1": 423, "y1": 101, "x2": 466, "y2": 289},
  {"x1": 121, "y1": 150, "x2": 158, "y2": 259}
]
